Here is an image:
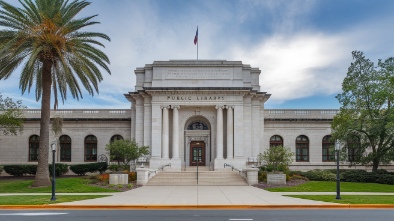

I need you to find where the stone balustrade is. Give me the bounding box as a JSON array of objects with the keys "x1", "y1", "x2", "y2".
[
  {"x1": 23, "y1": 109, "x2": 131, "y2": 119},
  {"x1": 265, "y1": 109, "x2": 339, "y2": 120}
]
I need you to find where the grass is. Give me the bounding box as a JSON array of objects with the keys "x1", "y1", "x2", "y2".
[
  {"x1": 267, "y1": 181, "x2": 394, "y2": 192},
  {"x1": 286, "y1": 195, "x2": 394, "y2": 204},
  {"x1": 0, "y1": 177, "x2": 119, "y2": 193},
  {"x1": 0, "y1": 195, "x2": 110, "y2": 205}
]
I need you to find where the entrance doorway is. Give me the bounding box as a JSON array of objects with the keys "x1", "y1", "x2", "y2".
[{"x1": 190, "y1": 141, "x2": 205, "y2": 166}]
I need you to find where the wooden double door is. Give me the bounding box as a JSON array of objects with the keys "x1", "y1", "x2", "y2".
[{"x1": 190, "y1": 141, "x2": 205, "y2": 166}]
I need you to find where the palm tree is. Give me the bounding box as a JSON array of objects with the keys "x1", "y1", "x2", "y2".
[{"x1": 0, "y1": 0, "x2": 110, "y2": 187}]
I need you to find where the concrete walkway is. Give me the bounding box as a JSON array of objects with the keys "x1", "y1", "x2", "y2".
[{"x1": 56, "y1": 186, "x2": 336, "y2": 206}]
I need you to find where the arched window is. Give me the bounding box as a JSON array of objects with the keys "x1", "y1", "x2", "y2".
[
  {"x1": 110, "y1": 135, "x2": 123, "y2": 143},
  {"x1": 187, "y1": 121, "x2": 208, "y2": 130},
  {"x1": 60, "y1": 135, "x2": 71, "y2": 162},
  {"x1": 29, "y1": 135, "x2": 39, "y2": 161},
  {"x1": 109, "y1": 135, "x2": 124, "y2": 162},
  {"x1": 270, "y1": 135, "x2": 283, "y2": 148},
  {"x1": 322, "y1": 135, "x2": 335, "y2": 162},
  {"x1": 296, "y1": 135, "x2": 309, "y2": 162},
  {"x1": 347, "y1": 136, "x2": 361, "y2": 162},
  {"x1": 84, "y1": 135, "x2": 97, "y2": 162}
]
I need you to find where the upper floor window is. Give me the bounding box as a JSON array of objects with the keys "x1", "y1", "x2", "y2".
[
  {"x1": 85, "y1": 135, "x2": 97, "y2": 162},
  {"x1": 29, "y1": 135, "x2": 39, "y2": 161},
  {"x1": 296, "y1": 135, "x2": 309, "y2": 162},
  {"x1": 322, "y1": 135, "x2": 335, "y2": 162}
]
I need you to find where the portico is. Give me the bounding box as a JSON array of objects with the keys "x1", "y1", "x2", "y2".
[{"x1": 125, "y1": 60, "x2": 270, "y2": 170}]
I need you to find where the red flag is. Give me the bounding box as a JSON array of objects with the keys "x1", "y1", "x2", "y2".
[{"x1": 194, "y1": 27, "x2": 198, "y2": 45}]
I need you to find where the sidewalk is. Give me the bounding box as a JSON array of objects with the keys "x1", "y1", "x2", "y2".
[
  {"x1": 57, "y1": 186, "x2": 336, "y2": 206},
  {"x1": 2, "y1": 186, "x2": 394, "y2": 208}
]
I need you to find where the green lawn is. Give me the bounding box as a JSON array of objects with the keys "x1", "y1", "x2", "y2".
[
  {"x1": 0, "y1": 177, "x2": 118, "y2": 193},
  {"x1": 286, "y1": 195, "x2": 394, "y2": 204},
  {"x1": 0, "y1": 195, "x2": 110, "y2": 205},
  {"x1": 267, "y1": 181, "x2": 394, "y2": 192}
]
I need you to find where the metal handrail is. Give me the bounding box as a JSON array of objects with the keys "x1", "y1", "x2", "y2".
[
  {"x1": 224, "y1": 163, "x2": 247, "y2": 177},
  {"x1": 148, "y1": 163, "x2": 171, "y2": 178}
]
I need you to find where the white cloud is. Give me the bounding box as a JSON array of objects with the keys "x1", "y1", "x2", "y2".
[{"x1": 229, "y1": 32, "x2": 350, "y2": 103}]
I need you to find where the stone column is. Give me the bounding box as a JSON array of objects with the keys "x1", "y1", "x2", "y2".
[
  {"x1": 162, "y1": 105, "x2": 169, "y2": 159},
  {"x1": 143, "y1": 95, "x2": 152, "y2": 148},
  {"x1": 216, "y1": 105, "x2": 223, "y2": 159},
  {"x1": 226, "y1": 105, "x2": 233, "y2": 159},
  {"x1": 172, "y1": 105, "x2": 180, "y2": 159},
  {"x1": 135, "y1": 96, "x2": 144, "y2": 145},
  {"x1": 130, "y1": 99, "x2": 136, "y2": 140}
]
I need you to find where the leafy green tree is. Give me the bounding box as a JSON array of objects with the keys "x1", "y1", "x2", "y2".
[
  {"x1": 0, "y1": 0, "x2": 110, "y2": 186},
  {"x1": 0, "y1": 94, "x2": 25, "y2": 136},
  {"x1": 258, "y1": 146, "x2": 294, "y2": 172},
  {"x1": 332, "y1": 51, "x2": 394, "y2": 172},
  {"x1": 106, "y1": 139, "x2": 150, "y2": 171}
]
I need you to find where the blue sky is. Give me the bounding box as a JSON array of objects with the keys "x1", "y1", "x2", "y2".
[{"x1": 1, "y1": 0, "x2": 394, "y2": 109}]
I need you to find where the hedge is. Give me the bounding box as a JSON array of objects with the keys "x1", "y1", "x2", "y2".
[
  {"x1": 3, "y1": 164, "x2": 69, "y2": 177},
  {"x1": 291, "y1": 169, "x2": 394, "y2": 185},
  {"x1": 49, "y1": 163, "x2": 69, "y2": 177},
  {"x1": 69, "y1": 162, "x2": 108, "y2": 176},
  {"x1": 301, "y1": 170, "x2": 336, "y2": 181}
]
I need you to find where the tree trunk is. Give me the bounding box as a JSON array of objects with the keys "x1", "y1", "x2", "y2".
[
  {"x1": 372, "y1": 158, "x2": 379, "y2": 172},
  {"x1": 32, "y1": 61, "x2": 52, "y2": 187}
]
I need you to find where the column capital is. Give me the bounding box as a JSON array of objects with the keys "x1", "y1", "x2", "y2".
[
  {"x1": 225, "y1": 105, "x2": 233, "y2": 109},
  {"x1": 135, "y1": 96, "x2": 144, "y2": 106},
  {"x1": 171, "y1": 105, "x2": 180, "y2": 110},
  {"x1": 215, "y1": 105, "x2": 223, "y2": 110},
  {"x1": 161, "y1": 105, "x2": 170, "y2": 109},
  {"x1": 142, "y1": 94, "x2": 152, "y2": 103}
]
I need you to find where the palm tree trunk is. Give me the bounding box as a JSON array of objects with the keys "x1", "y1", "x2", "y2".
[{"x1": 32, "y1": 61, "x2": 52, "y2": 187}]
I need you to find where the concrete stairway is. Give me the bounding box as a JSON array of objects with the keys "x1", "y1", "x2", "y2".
[{"x1": 146, "y1": 168, "x2": 248, "y2": 186}]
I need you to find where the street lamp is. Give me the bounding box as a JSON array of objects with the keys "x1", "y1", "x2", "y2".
[
  {"x1": 335, "y1": 140, "x2": 341, "y2": 200},
  {"x1": 50, "y1": 141, "x2": 57, "y2": 201}
]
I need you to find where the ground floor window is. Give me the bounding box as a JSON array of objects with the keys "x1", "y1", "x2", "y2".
[
  {"x1": 296, "y1": 135, "x2": 309, "y2": 162},
  {"x1": 322, "y1": 135, "x2": 335, "y2": 162},
  {"x1": 270, "y1": 135, "x2": 283, "y2": 148},
  {"x1": 60, "y1": 135, "x2": 72, "y2": 162},
  {"x1": 85, "y1": 135, "x2": 97, "y2": 161},
  {"x1": 29, "y1": 135, "x2": 39, "y2": 161}
]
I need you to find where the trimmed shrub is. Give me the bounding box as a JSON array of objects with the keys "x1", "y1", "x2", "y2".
[
  {"x1": 301, "y1": 170, "x2": 336, "y2": 181},
  {"x1": 376, "y1": 174, "x2": 394, "y2": 185},
  {"x1": 0, "y1": 165, "x2": 3, "y2": 175},
  {"x1": 49, "y1": 163, "x2": 69, "y2": 177},
  {"x1": 69, "y1": 164, "x2": 89, "y2": 176},
  {"x1": 341, "y1": 170, "x2": 369, "y2": 182},
  {"x1": 3, "y1": 165, "x2": 37, "y2": 176},
  {"x1": 69, "y1": 162, "x2": 108, "y2": 176}
]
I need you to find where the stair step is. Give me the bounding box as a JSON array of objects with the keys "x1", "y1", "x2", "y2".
[{"x1": 146, "y1": 171, "x2": 248, "y2": 186}]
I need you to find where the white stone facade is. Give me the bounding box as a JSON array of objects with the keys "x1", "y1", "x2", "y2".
[
  {"x1": 2, "y1": 60, "x2": 391, "y2": 171},
  {"x1": 125, "y1": 60, "x2": 270, "y2": 170}
]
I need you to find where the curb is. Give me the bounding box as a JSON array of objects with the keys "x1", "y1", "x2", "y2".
[{"x1": 1, "y1": 204, "x2": 394, "y2": 210}]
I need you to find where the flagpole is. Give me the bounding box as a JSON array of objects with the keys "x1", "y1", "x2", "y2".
[{"x1": 197, "y1": 26, "x2": 198, "y2": 61}]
